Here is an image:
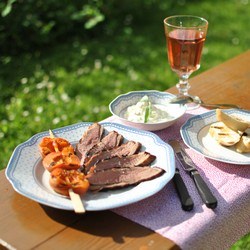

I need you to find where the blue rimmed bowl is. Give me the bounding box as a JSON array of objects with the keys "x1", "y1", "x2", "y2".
[{"x1": 109, "y1": 90, "x2": 186, "y2": 131}]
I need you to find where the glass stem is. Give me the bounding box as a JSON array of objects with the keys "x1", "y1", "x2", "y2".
[{"x1": 177, "y1": 74, "x2": 191, "y2": 96}]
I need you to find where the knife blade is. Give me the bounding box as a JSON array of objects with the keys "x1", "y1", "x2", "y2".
[
  {"x1": 173, "y1": 167, "x2": 194, "y2": 211},
  {"x1": 169, "y1": 140, "x2": 217, "y2": 209}
]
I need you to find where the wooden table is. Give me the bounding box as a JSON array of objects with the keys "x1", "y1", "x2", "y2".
[
  {"x1": 1, "y1": 51, "x2": 249, "y2": 250},
  {"x1": 167, "y1": 50, "x2": 250, "y2": 110}
]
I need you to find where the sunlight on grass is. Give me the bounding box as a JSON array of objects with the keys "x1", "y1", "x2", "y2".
[{"x1": 1, "y1": 0, "x2": 249, "y2": 169}]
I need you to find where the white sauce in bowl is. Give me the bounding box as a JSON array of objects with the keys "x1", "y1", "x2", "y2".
[{"x1": 124, "y1": 95, "x2": 174, "y2": 124}]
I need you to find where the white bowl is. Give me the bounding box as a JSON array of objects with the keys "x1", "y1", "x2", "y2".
[{"x1": 109, "y1": 90, "x2": 186, "y2": 131}]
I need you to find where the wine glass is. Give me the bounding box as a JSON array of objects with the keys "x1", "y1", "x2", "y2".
[{"x1": 164, "y1": 15, "x2": 208, "y2": 109}]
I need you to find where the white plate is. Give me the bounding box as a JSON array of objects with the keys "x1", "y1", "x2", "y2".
[
  {"x1": 6, "y1": 122, "x2": 175, "y2": 211},
  {"x1": 109, "y1": 90, "x2": 186, "y2": 131},
  {"x1": 181, "y1": 109, "x2": 250, "y2": 165}
]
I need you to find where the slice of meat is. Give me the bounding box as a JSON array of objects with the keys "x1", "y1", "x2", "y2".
[
  {"x1": 76, "y1": 123, "x2": 104, "y2": 163},
  {"x1": 85, "y1": 131, "x2": 123, "y2": 161},
  {"x1": 93, "y1": 152, "x2": 156, "y2": 172},
  {"x1": 88, "y1": 166, "x2": 165, "y2": 191},
  {"x1": 84, "y1": 141, "x2": 141, "y2": 173}
]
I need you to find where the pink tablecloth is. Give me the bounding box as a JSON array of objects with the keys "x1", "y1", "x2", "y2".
[{"x1": 105, "y1": 107, "x2": 250, "y2": 250}]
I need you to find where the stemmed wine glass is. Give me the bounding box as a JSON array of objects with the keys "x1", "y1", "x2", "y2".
[{"x1": 164, "y1": 15, "x2": 208, "y2": 109}]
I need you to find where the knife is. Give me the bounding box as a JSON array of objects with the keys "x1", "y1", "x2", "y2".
[
  {"x1": 169, "y1": 140, "x2": 218, "y2": 209},
  {"x1": 173, "y1": 167, "x2": 194, "y2": 211}
]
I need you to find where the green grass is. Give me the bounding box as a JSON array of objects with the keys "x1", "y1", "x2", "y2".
[{"x1": 0, "y1": 0, "x2": 249, "y2": 248}]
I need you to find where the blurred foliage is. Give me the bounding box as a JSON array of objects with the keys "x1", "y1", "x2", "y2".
[
  {"x1": 231, "y1": 232, "x2": 250, "y2": 250},
  {"x1": 1, "y1": 0, "x2": 249, "y2": 55},
  {"x1": 1, "y1": 0, "x2": 249, "y2": 166},
  {"x1": 0, "y1": 0, "x2": 167, "y2": 54},
  {"x1": 0, "y1": 0, "x2": 107, "y2": 53}
]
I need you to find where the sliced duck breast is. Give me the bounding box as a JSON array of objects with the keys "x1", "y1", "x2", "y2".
[
  {"x1": 84, "y1": 141, "x2": 141, "y2": 173},
  {"x1": 85, "y1": 131, "x2": 123, "y2": 161},
  {"x1": 76, "y1": 123, "x2": 104, "y2": 163},
  {"x1": 88, "y1": 166, "x2": 165, "y2": 191},
  {"x1": 93, "y1": 152, "x2": 156, "y2": 172}
]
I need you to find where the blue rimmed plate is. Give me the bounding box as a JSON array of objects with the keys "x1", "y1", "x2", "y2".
[
  {"x1": 6, "y1": 122, "x2": 175, "y2": 211},
  {"x1": 181, "y1": 109, "x2": 250, "y2": 165}
]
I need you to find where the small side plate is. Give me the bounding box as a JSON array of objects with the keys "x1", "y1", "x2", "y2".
[{"x1": 181, "y1": 109, "x2": 250, "y2": 165}]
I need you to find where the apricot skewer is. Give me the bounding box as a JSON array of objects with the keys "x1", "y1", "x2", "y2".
[{"x1": 49, "y1": 129, "x2": 85, "y2": 213}]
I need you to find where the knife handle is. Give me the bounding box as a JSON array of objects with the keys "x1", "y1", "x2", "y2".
[
  {"x1": 191, "y1": 171, "x2": 217, "y2": 209},
  {"x1": 173, "y1": 168, "x2": 194, "y2": 211}
]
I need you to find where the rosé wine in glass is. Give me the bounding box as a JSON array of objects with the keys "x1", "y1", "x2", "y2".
[{"x1": 164, "y1": 15, "x2": 208, "y2": 109}]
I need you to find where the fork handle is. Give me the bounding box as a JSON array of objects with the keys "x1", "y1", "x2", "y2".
[{"x1": 201, "y1": 103, "x2": 240, "y2": 109}]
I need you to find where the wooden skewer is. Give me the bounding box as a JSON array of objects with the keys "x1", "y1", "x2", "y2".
[
  {"x1": 68, "y1": 189, "x2": 85, "y2": 213},
  {"x1": 49, "y1": 129, "x2": 85, "y2": 214}
]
